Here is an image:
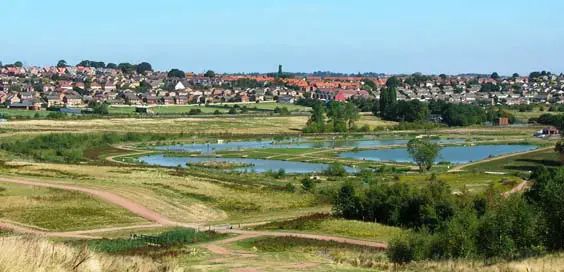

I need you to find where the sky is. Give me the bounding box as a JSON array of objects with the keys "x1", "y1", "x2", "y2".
[{"x1": 1, "y1": 0, "x2": 563, "y2": 75}]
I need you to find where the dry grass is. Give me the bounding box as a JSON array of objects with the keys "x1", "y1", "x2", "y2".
[
  {"x1": 0, "y1": 116, "x2": 309, "y2": 134},
  {"x1": 0, "y1": 182, "x2": 146, "y2": 231},
  {"x1": 0, "y1": 237, "x2": 173, "y2": 272},
  {"x1": 400, "y1": 254, "x2": 564, "y2": 271},
  {"x1": 0, "y1": 162, "x2": 321, "y2": 224}
]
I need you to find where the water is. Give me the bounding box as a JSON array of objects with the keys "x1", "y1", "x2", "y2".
[
  {"x1": 138, "y1": 154, "x2": 358, "y2": 174},
  {"x1": 153, "y1": 138, "x2": 466, "y2": 154},
  {"x1": 339, "y1": 145, "x2": 537, "y2": 165}
]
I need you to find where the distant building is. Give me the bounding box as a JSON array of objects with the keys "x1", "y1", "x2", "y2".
[{"x1": 497, "y1": 117, "x2": 510, "y2": 126}]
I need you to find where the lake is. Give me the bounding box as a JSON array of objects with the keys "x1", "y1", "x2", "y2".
[
  {"x1": 339, "y1": 145, "x2": 537, "y2": 165},
  {"x1": 138, "y1": 154, "x2": 358, "y2": 174},
  {"x1": 153, "y1": 138, "x2": 466, "y2": 154}
]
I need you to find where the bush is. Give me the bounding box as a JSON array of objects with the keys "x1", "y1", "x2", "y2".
[
  {"x1": 301, "y1": 178, "x2": 315, "y2": 192},
  {"x1": 284, "y1": 182, "x2": 296, "y2": 192},
  {"x1": 188, "y1": 108, "x2": 202, "y2": 115},
  {"x1": 323, "y1": 162, "x2": 347, "y2": 177},
  {"x1": 388, "y1": 235, "x2": 415, "y2": 264}
]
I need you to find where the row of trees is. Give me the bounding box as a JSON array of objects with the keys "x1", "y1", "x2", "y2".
[
  {"x1": 54, "y1": 60, "x2": 153, "y2": 75},
  {"x1": 334, "y1": 166, "x2": 564, "y2": 263},
  {"x1": 303, "y1": 101, "x2": 360, "y2": 133},
  {"x1": 378, "y1": 87, "x2": 495, "y2": 126}
]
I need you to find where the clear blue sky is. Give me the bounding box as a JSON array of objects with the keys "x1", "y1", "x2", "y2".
[{"x1": 1, "y1": 0, "x2": 562, "y2": 75}]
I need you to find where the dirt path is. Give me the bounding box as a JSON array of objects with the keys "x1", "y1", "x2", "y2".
[
  {"x1": 0, "y1": 177, "x2": 176, "y2": 225},
  {"x1": 503, "y1": 180, "x2": 530, "y2": 197},
  {"x1": 0, "y1": 176, "x2": 389, "y2": 249},
  {"x1": 0, "y1": 222, "x2": 101, "y2": 239},
  {"x1": 448, "y1": 146, "x2": 554, "y2": 172}
]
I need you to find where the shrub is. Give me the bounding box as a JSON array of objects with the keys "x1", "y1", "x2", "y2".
[
  {"x1": 301, "y1": 178, "x2": 315, "y2": 192},
  {"x1": 323, "y1": 162, "x2": 347, "y2": 177},
  {"x1": 285, "y1": 182, "x2": 296, "y2": 193}
]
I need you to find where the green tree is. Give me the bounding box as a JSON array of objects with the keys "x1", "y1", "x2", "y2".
[
  {"x1": 14, "y1": 61, "x2": 23, "y2": 68},
  {"x1": 136, "y1": 62, "x2": 152, "y2": 74},
  {"x1": 490, "y1": 72, "x2": 500, "y2": 79},
  {"x1": 407, "y1": 138, "x2": 442, "y2": 171},
  {"x1": 303, "y1": 101, "x2": 326, "y2": 133},
  {"x1": 512, "y1": 73, "x2": 520, "y2": 78},
  {"x1": 204, "y1": 70, "x2": 216, "y2": 78},
  {"x1": 106, "y1": 63, "x2": 117, "y2": 69},
  {"x1": 56, "y1": 60, "x2": 67, "y2": 68},
  {"x1": 332, "y1": 183, "x2": 362, "y2": 219},
  {"x1": 168, "y1": 69, "x2": 185, "y2": 78},
  {"x1": 386, "y1": 76, "x2": 401, "y2": 88},
  {"x1": 301, "y1": 178, "x2": 315, "y2": 192},
  {"x1": 379, "y1": 87, "x2": 397, "y2": 120}
]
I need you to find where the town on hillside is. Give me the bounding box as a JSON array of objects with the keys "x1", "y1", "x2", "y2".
[{"x1": 0, "y1": 61, "x2": 563, "y2": 113}]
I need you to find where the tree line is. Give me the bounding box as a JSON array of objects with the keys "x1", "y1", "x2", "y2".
[{"x1": 333, "y1": 166, "x2": 564, "y2": 263}]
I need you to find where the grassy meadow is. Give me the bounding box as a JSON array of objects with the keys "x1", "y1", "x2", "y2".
[{"x1": 0, "y1": 182, "x2": 147, "y2": 231}]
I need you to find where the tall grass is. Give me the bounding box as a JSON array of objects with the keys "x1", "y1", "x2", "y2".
[
  {"x1": 0, "y1": 237, "x2": 172, "y2": 272},
  {"x1": 86, "y1": 228, "x2": 225, "y2": 254}
]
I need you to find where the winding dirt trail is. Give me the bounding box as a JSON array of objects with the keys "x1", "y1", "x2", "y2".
[
  {"x1": 0, "y1": 176, "x2": 388, "y2": 249},
  {"x1": 0, "y1": 177, "x2": 177, "y2": 225}
]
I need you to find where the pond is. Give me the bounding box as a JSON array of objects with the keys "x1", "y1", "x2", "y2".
[
  {"x1": 138, "y1": 154, "x2": 359, "y2": 174},
  {"x1": 339, "y1": 145, "x2": 538, "y2": 165},
  {"x1": 152, "y1": 138, "x2": 466, "y2": 154}
]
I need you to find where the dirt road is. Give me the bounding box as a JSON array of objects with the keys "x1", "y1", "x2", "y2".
[{"x1": 0, "y1": 176, "x2": 388, "y2": 249}]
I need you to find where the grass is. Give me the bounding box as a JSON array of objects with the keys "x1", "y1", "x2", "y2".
[
  {"x1": 0, "y1": 109, "x2": 51, "y2": 118},
  {"x1": 0, "y1": 182, "x2": 147, "y2": 231},
  {"x1": 0, "y1": 237, "x2": 170, "y2": 272},
  {"x1": 232, "y1": 236, "x2": 389, "y2": 270},
  {"x1": 83, "y1": 228, "x2": 226, "y2": 254},
  {"x1": 394, "y1": 172, "x2": 523, "y2": 193},
  {"x1": 255, "y1": 213, "x2": 402, "y2": 242},
  {"x1": 109, "y1": 102, "x2": 312, "y2": 115},
  {"x1": 464, "y1": 148, "x2": 560, "y2": 174},
  {"x1": 0, "y1": 116, "x2": 311, "y2": 134}
]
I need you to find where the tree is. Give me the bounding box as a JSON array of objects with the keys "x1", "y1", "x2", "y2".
[
  {"x1": 303, "y1": 101, "x2": 327, "y2": 133},
  {"x1": 490, "y1": 72, "x2": 500, "y2": 79},
  {"x1": 301, "y1": 178, "x2": 315, "y2": 192},
  {"x1": 386, "y1": 76, "x2": 401, "y2": 88},
  {"x1": 106, "y1": 63, "x2": 117, "y2": 69},
  {"x1": 396, "y1": 100, "x2": 430, "y2": 122},
  {"x1": 204, "y1": 70, "x2": 216, "y2": 78},
  {"x1": 167, "y1": 69, "x2": 185, "y2": 78},
  {"x1": 136, "y1": 62, "x2": 152, "y2": 74},
  {"x1": 88, "y1": 101, "x2": 109, "y2": 115},
  {"x1": 407, "y1": 138, "x2": 442, "y2": 171},
  {"x1": 118, "y1": 63, "x2": 136, "y2": 74},
  {"x1": 14, "y1": 61, "x2": 23, "y2": 68},
  {"x1": 439, "y1": 74, "x2": 447, "y2": 80},
  {"x1": 56, "y1": 60, "x2": 67, "y2": 68},
  {"x1": 512, "y1": 73, "x2": 520, "y2": 78},
  {"x1": 332, "y1": 183, "x2": 362, "y2": 219},
  {"x1": 379, "y1": 87, "x2": 397, "y2": 120}
]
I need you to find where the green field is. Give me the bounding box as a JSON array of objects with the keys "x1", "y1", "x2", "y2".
[
  {"x1": 464, "y1": 148, "x2": 560, "y2": 174},
  {"x1": 0, "y1": 109, "x2": 51, "y2": 118},
  {"x1": 255, "y1": 214, "x2": 402, "y2": 242}
]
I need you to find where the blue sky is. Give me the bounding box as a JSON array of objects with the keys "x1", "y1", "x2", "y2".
[{"x1": 1, "y1": 0, "x2": 563, "y2": 74}]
